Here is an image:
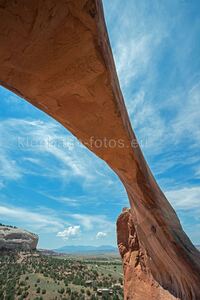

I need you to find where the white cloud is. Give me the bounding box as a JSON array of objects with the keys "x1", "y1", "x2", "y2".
[
  {"x1": 96, "y1": 231, "x2": 107, "y2": 239},
  {"x1": 114, "y1": 33, "x2": 168, "y2": 91},
  {"x1": 0, "y1": 118, "x2": 113, "y2": 185},
  {"x1": 109, "y1": 1, "x2": 168, "y2": 90},
  {"x1": 165, "y1": 186, "x2": 200, "y2": 210},
  {"x1": 0, "y1": 151, "x2": 23, "y2": 180},
  {"x1": 4, "y1": 93, "x2": 21, "y2": 104},
  {"x1": 0, "y1": 180, "x2": 5, "y2": 190},
  {"x1": 171, "y1": 82, "x2": 200, "y2": 146},
  {"x1": 57, "y1": 226, "x2": 80, "y2": 240},
  {"x1": 0, "y1": 118, "x2": 118, "y2": 195},
  {"x1": 48, "y1": 195, "x2": 80, "y2": 207},
  {"x1": 23, "y1": 157, "x2": 41, "y2": 165},
  {"x1": 0, "y1": 204, "x2": 64, "y2": 232},
  {"x1": 125, "y1": 81, "x2": 200, "y2": 157},
  {"x1": 70, "y1": 214, "x2": 114, "y2": 231}
]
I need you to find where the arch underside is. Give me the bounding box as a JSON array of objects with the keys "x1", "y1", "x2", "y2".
[{"x1": 0, "y1": 1, "x2": 200, "y2": 299}]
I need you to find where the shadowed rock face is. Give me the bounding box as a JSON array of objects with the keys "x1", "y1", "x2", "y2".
[
  {"x1": 0, "y1": 0, "x2": 199, "y2": 299},
  {"x1": 0, "y1": 226, "x2": 38, "y2": 251},
  {"x1": 117, "y1": 209, "x2": 185, "y2": 300}
]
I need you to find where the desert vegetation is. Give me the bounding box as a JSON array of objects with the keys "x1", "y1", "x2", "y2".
[
  {"x1": 0, "y1": 223, "x2": 17, "y2": 229},
  {"x1": 0, "y1": 251, "x2": 123, "y2": 300}
]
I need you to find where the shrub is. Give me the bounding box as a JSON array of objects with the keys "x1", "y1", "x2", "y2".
[
  {"x1": 42, "y1": 289, "x2": 46, "y2": 295},
  {"x1": 58, "y1": 288, "x2": 64, "y2": 294}
]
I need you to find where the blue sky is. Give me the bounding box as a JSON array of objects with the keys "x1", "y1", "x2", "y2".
[{"x1": 0, "y1": 0, "x2": 200, "y2": 249}]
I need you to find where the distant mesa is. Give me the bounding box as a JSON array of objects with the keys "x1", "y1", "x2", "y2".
[{"x1": 0, "y1": 224, "x2": 38, "y2": 251}]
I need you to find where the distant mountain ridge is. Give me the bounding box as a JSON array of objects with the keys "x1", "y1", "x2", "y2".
[
  {"x1": 55, "y1": 244, "x2": 118, "y2": 254},
  {"x1": 54, "y1": 244, "x2": 200, "y2": 255}
]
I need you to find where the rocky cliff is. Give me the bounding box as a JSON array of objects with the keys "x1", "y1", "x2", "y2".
[
  {"x1": 0, "y1": 225, "x2": 38, "y2": 251},
  {"x1": 0, "y1": 0, "x2": 200, "y2": 299},
  {"x1": 117, "y1": 209, "x2": 188, "y2": 300}
]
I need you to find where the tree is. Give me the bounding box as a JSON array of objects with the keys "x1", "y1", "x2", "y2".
[
  {"x1": 86, "y1": 289, "x2": 91, "y2": 296},
  {"x1": 66, "y1": 287, "x2": 71, "y2": 295},
  {"x1": 42, "y1": 289, "x2": 46, "y2": 294},
  {"x1": 58, "y1": 288, "x2": 65, "y2": 294}
]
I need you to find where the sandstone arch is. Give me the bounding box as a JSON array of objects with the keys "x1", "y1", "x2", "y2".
[{"x1": 0, "y1": 1, "x2": 200, "y2": 299}]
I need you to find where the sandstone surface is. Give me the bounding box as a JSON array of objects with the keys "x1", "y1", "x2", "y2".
[
  {"x1": 0, "y1": 1, "x2": 200, "y2": 299},
  {"x1": 0, "y1": 225, "x2": 38, "y2": 251}
]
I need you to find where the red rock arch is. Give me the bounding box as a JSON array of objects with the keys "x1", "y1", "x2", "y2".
[{"x1": 0, "y1": 1, "x2": 200, "y2": 299}]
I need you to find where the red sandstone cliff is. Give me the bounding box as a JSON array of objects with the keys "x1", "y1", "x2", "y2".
[
  {"x1": 0, "y1": 1, "x2": 200, "y2": 299},
  {"x1": 117, "y1": 208, "x2": 200, "y2": 300}
]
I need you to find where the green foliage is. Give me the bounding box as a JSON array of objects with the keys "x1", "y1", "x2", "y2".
[
  {"x1": 0, "y1": 251, "x2": 123, "y2": 299},
  {"x1": 58, "y1": 287, "x2": 65, "y2": 294},
  {"x1": 86, "y1": 289, "x2": 91, "y2": 296},
  {"x1": 0, "y1": 223, "x2": 17, "y2": 228}
]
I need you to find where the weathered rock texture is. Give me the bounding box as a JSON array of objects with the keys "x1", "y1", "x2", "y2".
[
  {"x1": 0, "y1": 226, "x2": 38, "y2": 251},
  {"x1": 117, "y1": 208, "x2": 196, "y2": 300},
  {"x1": 0, "y1": 0, "x2": 199, "y2": 299}
]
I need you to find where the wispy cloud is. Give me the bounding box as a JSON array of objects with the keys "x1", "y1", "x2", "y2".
[
  {"x1": 0, "y1": 151, "x2": 22, "y2": 180},
  {"x1": 0, "y1": 118, "x2": 92, "y2": 182},
  {"x1": 70, "y1": 214, "x2": 114, "y2": 232},
  {"x1": 0, "y1": 180, "x2": 5, "y2": 190},
  {"x1": 113, "y1": 33, "x2": 164, "y2": 89},
  {"x1": 165, "y1": 186, "x2": 200, "y2": 211},
  {"x1": 0, "y1": 204, "x2": 65, "y2": 233},
  {"x1": 40, "y1": 192, "x2": 81, "y2": 208},
  {"x1": 171, "y1": 82, "x2": 200, "y2": 146},
  {"x1": 0, "y1": 118, "x2": 117, "y2": 184}
]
